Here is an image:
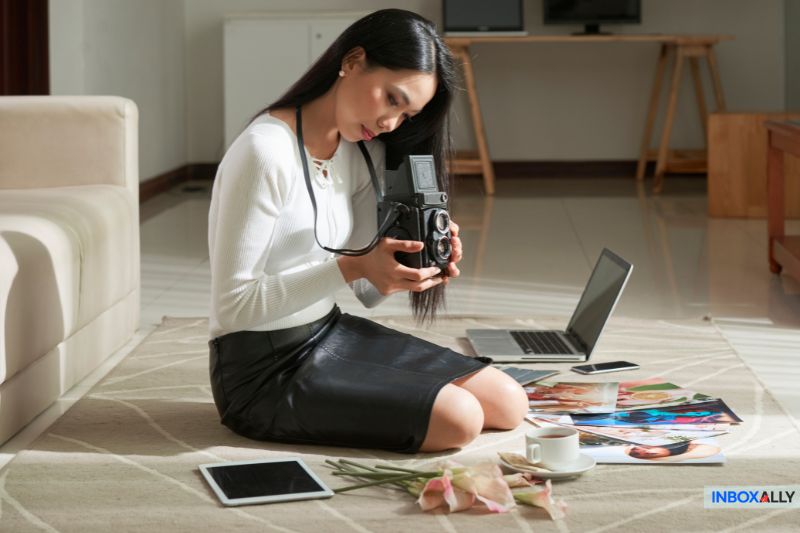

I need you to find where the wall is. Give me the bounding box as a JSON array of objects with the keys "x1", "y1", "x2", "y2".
[
  {"x1": 450, "y1": 0, "x2": 786, "y2": 159},
  {"x1": 184, "y1": 0, "x2": 786, "y2": 163},
  {"x1": 183, "y1": 0, "x2": 433, "y2": 162},
  {"x1": 49, "y1": 0, "x2": 186, "y2": 182},
  {"x1": 49, "y1": 0, "x2": 789, "y2": 171},
  {"x1": 787, "y1": 0, "x2": 800, "y2": 110},
  {"x1": 49, "y1": 0, "x2": 86, "y2": 95}
]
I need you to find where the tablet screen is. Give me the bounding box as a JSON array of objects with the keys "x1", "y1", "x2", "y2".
[{"x1": 200, "y1": 458, "x2": 334, "y2": 505}]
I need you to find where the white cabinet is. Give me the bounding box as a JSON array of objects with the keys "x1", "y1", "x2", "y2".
[{"x1": 223, "y1": 12, "x2": 366, "y2": 149}]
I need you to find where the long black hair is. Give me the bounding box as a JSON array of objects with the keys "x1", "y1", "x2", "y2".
[{"x1": 261, "y1": 9, "x2": 458, "y2": 323}]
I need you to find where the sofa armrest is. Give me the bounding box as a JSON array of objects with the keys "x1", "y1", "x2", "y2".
[
  {"x1": 0, "y1": 234, "x2": 14, "y2": 375},
  {"x1": 0, "y1": 96, "x2": 139, "y2": 201}
]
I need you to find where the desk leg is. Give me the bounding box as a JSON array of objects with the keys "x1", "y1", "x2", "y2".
[
  {"x1": 706, "y1": 46, "x2": 727, "y2": 111},
  {"x1": 654, "y1": 46, "x2": 685, "y2": 194},
  {"x1": 767, "y1": 134, "x2": 784, "y2": 274},
  {"x1": 690, "y1": 56, "x2": 708, "y2": 141},
  {"x1": 454, "y1": 45, "x2": 496, "y2": 195},
  {"x1": 637, "y1": 44, "x2": 669, "y2": 181}
]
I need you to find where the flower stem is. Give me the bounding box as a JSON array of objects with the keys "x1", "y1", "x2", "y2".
[
  {"x1": 332, "y1": 471, "x2": 404, "y2": 479},
  {"x1": 325, "y1": 459, "x2": 368, "y2": 474},
  {"x1": 374, "y1": 465, "x2": 429, "y2": 475},
  {"x1": 333, "y1": 472, "x2": 438, "y2": 493},
  {"x1": 337, "y1": 459, "x2": 381, "y2": 473}
]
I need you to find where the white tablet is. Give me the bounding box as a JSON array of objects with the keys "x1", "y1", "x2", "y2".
[{"x1": 199, "y1": 457, "x2": 334, "y2": 506}]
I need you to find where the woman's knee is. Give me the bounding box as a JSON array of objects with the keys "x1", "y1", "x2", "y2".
[
  {"x1": 490, "y1": 378, "x2": 529, "y2": 429},
  {"x1": 420, "y1": 384, "x2": 484, "y2": 452},
  {"x1": 457, "y1": 367, "x2": 528, "y2": 430}
]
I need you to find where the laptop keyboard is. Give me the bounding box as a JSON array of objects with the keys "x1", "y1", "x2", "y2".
[{"x1": 510, "y1": 330, "x2": 574, "y2": 355}]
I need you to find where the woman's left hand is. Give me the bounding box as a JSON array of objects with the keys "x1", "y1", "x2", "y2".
[{"x1": 445, "y1": 220, "x2": 463, "y2": 282}]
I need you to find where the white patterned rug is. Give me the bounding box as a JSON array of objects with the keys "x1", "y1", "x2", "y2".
[{"x1": 1, "y1": 315, "x2": 799, "y2": 532}]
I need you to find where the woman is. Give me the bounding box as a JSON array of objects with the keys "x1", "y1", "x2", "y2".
[
  {"x1": 624, "y1": 441, "x2": 721, "y2": 462},
  {"x1": 208, "y1": 9, "x2": 527, "y2": 453}
]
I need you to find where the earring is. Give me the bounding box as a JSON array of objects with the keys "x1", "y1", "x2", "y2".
[{"x1": 338, "y1": 70, "x2": 345, "y2": 77}]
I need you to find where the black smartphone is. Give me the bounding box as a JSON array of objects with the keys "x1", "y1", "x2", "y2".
[{"x1": 570, "y1": 360, "x2": 639, "y2": 375}]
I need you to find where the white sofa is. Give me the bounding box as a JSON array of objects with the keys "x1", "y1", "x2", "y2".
[{"x1": 0, "y1": 96, "x2": 140, "y2": 445}]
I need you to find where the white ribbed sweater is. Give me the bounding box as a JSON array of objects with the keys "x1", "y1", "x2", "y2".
[{"x1": 208, "y1": 114, "x2": 386, "y2": 338}]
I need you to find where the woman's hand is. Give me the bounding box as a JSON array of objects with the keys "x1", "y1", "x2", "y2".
[
  {"x1": 444, "y1": 220, "x2": 463, "y2": 283},
  {"x1": 337, "y1": 238, "x2": 444, "y2": 295}
]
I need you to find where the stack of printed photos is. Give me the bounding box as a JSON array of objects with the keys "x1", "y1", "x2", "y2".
[{"x1": 525, "y1": 378, "x2": 742, "y2": 464}]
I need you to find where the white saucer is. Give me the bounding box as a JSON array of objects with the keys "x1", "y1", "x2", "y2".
[{"x1": 499, "y1": 453, "x2": 596, "y2": 480}]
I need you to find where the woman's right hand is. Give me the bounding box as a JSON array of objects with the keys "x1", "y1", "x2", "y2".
[{"x1": 337, "y1": 238, "x2": 444, "y2": 295}]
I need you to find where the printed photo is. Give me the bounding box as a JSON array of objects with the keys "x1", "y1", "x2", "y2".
[
  {"x1": 526, "y1": 381, "x2": 619, "y2": 414},
  {"x1": 617, "y1": 377, "x2": 714, "y2": 410},
  {"x1": 570, "y1": 399, "x2": 742, "y2": 426},
  {"x1": 578, "y1": 431, "x2": 627, "y2": 448},
  {"x1": 623, "y1": 423, "x2": 732, "y2": 431},
  {"x1": 583, "y1": 438, "x2": 726, "y2": 464},
  {"x1": 526, "y1": 414, "x2": 731, "y2": 433},
  {"x1": 527, "y1": 414, "x2": 625, "y2": 447},
  {"x1": 575, "y1": 425, "x2": 728, "y2": 447},
  {"x1": 526, "y1": 413, "x2": 573, "y2": 426}
]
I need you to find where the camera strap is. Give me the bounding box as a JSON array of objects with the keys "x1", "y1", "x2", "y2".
[{"x1": 295, "y1": 105, "x2": 402, "y2": 257}]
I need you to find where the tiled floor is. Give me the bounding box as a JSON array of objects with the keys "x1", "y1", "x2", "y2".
[
  {"x1": 3, "y1": 175, "x2": 800, "y2": 467},
  {"x1": 137, "y1": 175, "x2": 800, "y2": 428}
]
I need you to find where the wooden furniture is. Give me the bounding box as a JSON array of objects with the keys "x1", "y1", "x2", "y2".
[
  {"x1": 223, "y1": 12, "x2": 367, "y2": 149},
  {"x1": 708, "y1": 113, "x2": 800, "y2": 218},
  {"x1": 767, "y1": 120, "x2": 800, "y2": 281},
  {"x1": 444, "y1": 34, "x2": 732, "y2": 195}
]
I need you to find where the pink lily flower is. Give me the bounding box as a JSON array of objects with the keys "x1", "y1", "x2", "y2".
[
  {"x1": 503, "y1": 472, "x2": 536, "y2": 488},
  {"x1": 417, "y1": 469, "x2": 475, "y2": 512},
  {"x1": 513, "y1": 479, "x2": 568, "y2": 520},
  {"x1": 451, "y1": 462, "x2": 516, "y2": 513}
]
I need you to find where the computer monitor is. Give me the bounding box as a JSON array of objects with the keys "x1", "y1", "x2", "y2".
[
  {"x1": 543, "y1": 0, "x2": 641, "y2": 35},
  {"x1": 443, "y1": 0, "x2": 524, "y2": 34}
]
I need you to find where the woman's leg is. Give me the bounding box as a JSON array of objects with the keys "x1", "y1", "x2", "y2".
[
  {"x1": 453, "y1": 367, "x2": 528, "y2": 430},
  {"x1": 418, "y1": 383, "x2": 484, "y2": 452},
  {"x1": 419, "y1": 367, "x2": 528, "y2": 452}
]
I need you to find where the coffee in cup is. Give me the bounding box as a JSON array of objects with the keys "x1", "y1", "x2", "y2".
[{"x1": 525, "y1": 427, "x2": 580, "y2": 471}]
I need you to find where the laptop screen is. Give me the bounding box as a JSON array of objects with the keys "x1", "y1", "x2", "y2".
[{"x1": 567, "y1": 249, "x2": 632, "y2": 356}]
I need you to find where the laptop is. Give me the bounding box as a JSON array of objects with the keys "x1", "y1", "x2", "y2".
[{"x1": 466, "y1": 248, "x2": 633, "y2": 363}]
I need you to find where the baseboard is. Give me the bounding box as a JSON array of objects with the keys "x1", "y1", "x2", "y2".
[
  {"x1": 140, "y1": 159, "x2": 698, "y2": 203},
  {"x1": 453, "y1": 159, "x2": 707, "y2": 180},
  {"x1": 489, "y1": 160, "x2": 654, "y2": 179},
  {"x1": 186, "y1": 163, "x2": 218, "y2": 181},
  {"x1": 448, "y1": 160, "x2": 661, "y2": 179},
  {"x1": 139, "y1": 163, "x2": 218, "y2": 203}
]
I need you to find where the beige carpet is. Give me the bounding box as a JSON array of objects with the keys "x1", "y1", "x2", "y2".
[{"x1": 2, "y1": 315, "x2": 799, "y2": 532}]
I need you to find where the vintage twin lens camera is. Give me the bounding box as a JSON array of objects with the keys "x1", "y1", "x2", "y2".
[{"x1": 377, "y1": 155, "x2": 451, "y2": 271}]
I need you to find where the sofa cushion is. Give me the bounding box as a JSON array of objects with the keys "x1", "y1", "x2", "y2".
[
  {"x1": 0, "y1": 96, "x2": 139, "y2": 199},
  {"x1": 0, "y1": 184, "x2": 138, "y2": 384}
]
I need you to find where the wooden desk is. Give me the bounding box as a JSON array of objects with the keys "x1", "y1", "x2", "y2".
[
  {"x1": 767, "y1": 121, "x2": 800, "y2": 281},
  {"x1": 444, "y1": 34, "x2": 733, "y2": 195}
]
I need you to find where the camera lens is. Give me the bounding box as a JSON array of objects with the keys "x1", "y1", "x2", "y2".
[
  {"x1": 436, "y1": 237, "x2": 452, "y2": 260},
  {"x1": 434, "y1": 211, "x2": 450, "y2": 233}
]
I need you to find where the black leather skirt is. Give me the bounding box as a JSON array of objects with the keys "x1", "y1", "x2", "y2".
[{"x1": 209, "y1": 306, "x2": 487, "y2": 453}]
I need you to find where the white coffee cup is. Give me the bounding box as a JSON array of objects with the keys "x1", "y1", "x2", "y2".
[{"x1": 525, "y1": 427, "x2": 580, "y2": 471}]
